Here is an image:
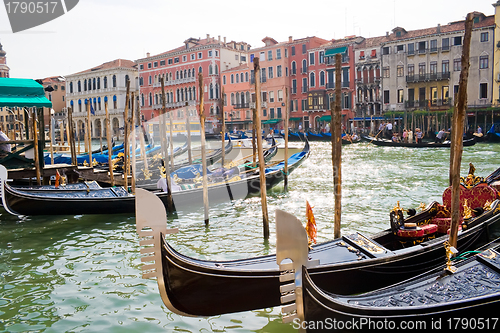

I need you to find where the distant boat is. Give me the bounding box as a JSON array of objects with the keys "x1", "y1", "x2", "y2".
[{"x1": 363, "y1": 135, "x2": 476, "y2": 147}]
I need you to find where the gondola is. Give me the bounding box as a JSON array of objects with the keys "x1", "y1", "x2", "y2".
[
  {"x1": 486, "y1": 124, "x2": 500, "y2": 142},
  {"x1": 274, "y1": 207, "x2": 500, "y2": 328},
  {"x1": 0, "y1": 139, "x2": 308, "y2": 216},
  {"x1": 321, "y1": 132, "x2": 361, "y2": 144},
  {"x1": 288, "y1": 131, "x2": 307, "y2": 142},
  {"x1": 362, "y1": 135, "x2": 476, "y2": 147},
  {"x1": 133, "y1": 166, "x2": 500, "y2": 317}
]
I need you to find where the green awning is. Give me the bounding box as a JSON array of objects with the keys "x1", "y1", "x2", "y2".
[
  {"x1": 289, "y1": 117, "x2": 302, "y2": 121},
  {"x1": 262, "y1": 118, "x2": 282, "y2": 124},
  {"x1": 319, "y1": 115, "x2": 331, "y2": 122},
  {"x1": 0, "y1": 78, "x2": 52, "y2": 108},
  {"x1": 325, "y1": 46, "x2": 347, "y2": 56}
]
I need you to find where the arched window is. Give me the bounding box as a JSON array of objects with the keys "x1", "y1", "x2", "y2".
[
  {"x1": 320, "y1": 71, "x2": 325, "y2": 86},
  {"x1": 223, "y1": 93, "x2": 227, "y2": 106},
  {"x1": 245, "y1": 72, "x2": 249, "y2": 82},
  {"x1": 215, "y1": 84, "x2": 219, "y2": 99},
  {"x1": 302, "y1": 59, "x2": 307, "y2": 73},
  {"x1": 236, "y1": 74, "x2": 239, "y2": 83},
  {"x1": 141, "y1": 93, "x2": 144, "y2": 106},
  {"x1": 184, "y1": 88, "x2": 188, "y2": 101},
  {"x1": 149, "y1": 93, "x2": 152, "y2": 106},
  {"x1": 69, "y1": 82, "x2": 73, "y2": 93},
  {"x1": 84, "y1": 79, "x2": 87, "y2": 91},
  {"x1": 246, "y1": 92, "x2": 250, "y2": 104},
  {"x1": 176, "y1": 71, "x2": 179, "y2": 80},
  {"x1": 215, "y1": 65, "x2": 218, "y2": 74},
  {"x1": 113, "y1": 95, "x2": 117, "y2": 109},
  {"x1": 97, "y1": 77, "x2": 101, "y2": 89},
  {"x1": 240, "y1": 73, "x2": 244, "y2": 82},
  {"x1": 223, "y1": 75, "x2": 226, "y2": 85},
  {"x1": 291, "y1": 61, "x2": 296, "y2": 75},
  {"x1": 103, "y1": 76, "x2": 107, "y2": 89},
  {"x1": 184, "y1": 69, "x2": 187, "y2": 78},
  {"x1": 209, "y1": 83, "x2": 214, "y2": 99},
  {"x1": 198, "y1": 66, "x2": 202, "y2": 74},
  {"x1": 231, "y1": 74, "x2": 234, "y2": 84},
  {"x1": 209, "y1": 65, "x2": 213, "y2": 75},
  {"x1": 139, "y1": 77, "x2": 144, "y2": 86},
  {"x1": 169, "y1": 72, "x2": 173, "y2": 81},
  {"x1": 181, "y1": 89, "x2": 185, "y2": 101},
  {"x1": 231, "y1": 93, "x2": 235, "y2": 105},
  {"x1": 310, "y1": 72, "x2": 315, "y2": 87},
  {"x1": 93, "y1": 78, "x2": 96, "y2": 90},
  {"x1": 192, "y1": 68, "x2": 195, "y2": 77},
  {"x1": 180, "y1": 71, "x2": 183, "y2": 79},
  {"x1": 191, "y1": 88, "x2": 195, "y2": 101},
  {"x1": 176, "y1": 89, "x2": 180, "y2": 102},
  {"x1": 125, "y1": 75, "x2": 130, "y2": 86},
  {"x1": 112, "y1": 75, "x2": 117, "y2": 87}
]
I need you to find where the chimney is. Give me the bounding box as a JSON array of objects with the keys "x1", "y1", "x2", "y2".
[
  {"x1": 289, "y1": 36, "x2": 293, "y2": 43},
  {"x1": 218, "y1": 35, "x2": 221, "y2": 43},
  {"x1": 146, "y1": 52, "x2": 150, "y2": 58},
  {"x1": 224, "y1": 36, "x2": 227, "y2": 44},
  {"x1": 437, "y1": 24, "x2": 441, "y2": 33},
  {"x1": 386, "y1": 31, "x2": 389, "y2": 37},
  {"x1": 206, "y1": 34, "x2": 210, "y2": 41}
]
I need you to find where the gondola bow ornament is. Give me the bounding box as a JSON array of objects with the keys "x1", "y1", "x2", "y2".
[{"x1": 305, "y1": 201, "x2": 317, "y2": 247}]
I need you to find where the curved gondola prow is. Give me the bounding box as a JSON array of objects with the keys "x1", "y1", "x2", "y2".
[
  {"x1": 0, "y1": 164, "x2": 19, "y2": 216},
  {"x1": 275, "y1": 209, "x2": 319, "y2": 324},
  {"x1": 134, "y1": 188, "x2": 193, "y2": 317}
]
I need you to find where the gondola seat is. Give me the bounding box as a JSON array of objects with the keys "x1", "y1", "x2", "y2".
[
  {"x1": 431, "y1": 183, "x2": 498, "y2": 234},
  {"x1": 396, "y1": 223, "x2": 437, "y2": 241}
]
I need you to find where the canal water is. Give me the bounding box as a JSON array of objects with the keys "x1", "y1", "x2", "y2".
[{"x1": 1, "y1": 142, "x2": 499, "y2": 332}]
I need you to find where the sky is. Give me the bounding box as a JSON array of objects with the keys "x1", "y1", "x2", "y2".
[{"x1": 0, "y1": 0, "x2": 497, "y2": 79}]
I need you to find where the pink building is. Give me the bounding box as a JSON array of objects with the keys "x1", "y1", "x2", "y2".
[{"x1": 136, "y1": 35, "x2": 250, "y2": 134}]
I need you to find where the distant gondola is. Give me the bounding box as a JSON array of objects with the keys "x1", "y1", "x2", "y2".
[
  {"x1": 321, "y1": 132, "x2": 361, "y2": 144},
  {"x1": 133, "y1": 166, "x2": 500, "y2": 316},
  {"x1": 362, "y1": 135, "x2": 476, "y2": 147},
  {"x1": 273, "y1": 206, "x2": 500, "y2": 327}
]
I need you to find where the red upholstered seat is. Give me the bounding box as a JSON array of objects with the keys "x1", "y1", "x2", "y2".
[
  {"x1": 447, "y1": 225, "x2": 463, "y2": 234},
  {"x1": 421, "y1": 224, "x2": 438, "y2": 235},
  {"x1": 431, "y1": 183, "x2": 498, "y2": 233},
  {"x1": 397, "y1": 227, "x2": 424, "y2": 238}
]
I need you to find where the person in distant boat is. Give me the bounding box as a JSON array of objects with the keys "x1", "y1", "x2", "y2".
[
  {"x1": 435, "y1": 129, "x2": 449, "y2": 143},
  {"x1": 415, "y1": 128, "x2": 423, "y2": 144},
  {"x1": 351, "y1": 133, "x2": 359, "y2": 141},
  {"x1": 407, "y1": 129, "x2": 413, "y2": 143},
  {"x1": 324, "y1": 122, "x2": 330, "y2": 133},
  {"x1": 0, "y1": 129, "x2": 11, "y2": 153},
  {"x1": 298, "y1": 123, "x2": 303, "y2": 132},
  {"x1": 402, "y1": 129, "x2": 408, "y2": 143},
  {"x1": 391, "y1": 133, "x2": 400, "y2": 143}
]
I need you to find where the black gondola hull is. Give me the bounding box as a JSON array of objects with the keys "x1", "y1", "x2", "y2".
[{"x1": 363, "y1": 135, "x2": 476, "y2": 147}]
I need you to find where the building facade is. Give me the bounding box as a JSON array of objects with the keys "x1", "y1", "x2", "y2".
[
  {"x1": 65, "y1": 59, "x2": 138, "y2": 140},
  {"x1": 136, "y1": 35, "x2": 250, "y2": 135},
  {"x1": 380, "y1": 13, "x2": 495, "y2": 114}
]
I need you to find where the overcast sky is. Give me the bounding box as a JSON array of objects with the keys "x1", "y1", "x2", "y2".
[{"x1": 0, "y1": 0, "x2": 496, "y2": 79}]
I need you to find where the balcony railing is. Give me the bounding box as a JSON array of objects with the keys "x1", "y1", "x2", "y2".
[
  {"x1": 152, "y1": 76, "x2": 196, "y2": 88},
  {"x1": 233, "y1": 103, "x2": 249, "y2": 109},
  {"x1": 406, "y1": 72, "x2": 450, "y2": 83}
]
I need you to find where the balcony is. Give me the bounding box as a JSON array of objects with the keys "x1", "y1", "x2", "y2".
[
  {"x1": 233, "y1": 103, "x2": 249, "y2": 109},
  {"x1": 152, "y1": 76, "x2": 196, "y2": 88},
  {"x1": 406, "y1": 72, "x2": 450, "y2": 83},
  {"x1": 291, "y1": 87, "x2": 297, "y2": 94}
]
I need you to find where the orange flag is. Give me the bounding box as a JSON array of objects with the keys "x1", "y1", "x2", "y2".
[
  {"x1": 55, "y1": 170, "x2": 60, "y2": 188},
  {"x1": 305, "y1": 201, "x2": 317, "y2": 246}
]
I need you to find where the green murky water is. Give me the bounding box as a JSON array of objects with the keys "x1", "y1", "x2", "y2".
[{"x1": 1, "y1": 142, "x2": 499, "y2": 332}]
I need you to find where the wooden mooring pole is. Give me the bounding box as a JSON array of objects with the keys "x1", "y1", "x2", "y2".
[
  {"x1": 160, "y1": 77, "x2": 175, "y2": 213},
  {"x1": 198, "y1": 73, "x2": 210, "y2": 226},
  {"x1": 449, "y1": 13, "x2": 473, "y2": 249},
  {"x1": 332, "y1": 53, "x2": 342, "y2": 239},
  {"x1": 104, "y1": 101, "x2": 115, "y2": 186},
  {"x1": 253, "y1": 58, "x2": 270, "y2": 239},
  {"x1": 284, "y1": 87, "x2": 289, "y2": 192}
]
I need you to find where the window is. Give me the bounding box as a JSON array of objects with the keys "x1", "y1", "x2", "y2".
[
  {"x1": 268, "y1": 67, "x2": 273, "y2": 79},
  {"x1": 268, "y1": 50, "x2": 272, "y2": 61},
  {"x1": 198, "y1": 52, "x2": 202, "y2": 59},
  {"x1": 319, "y1": 51, "x2": 324, "y2": 64},
  {"x1": 269, "y1": 91, "x2": 275, "y2": 102},
  {"x1": 69, "y1": 82, "x2": 73, "y2": 93},
  {"x1": 261, "y1": 68, "x2": 266, "y2": 82},
  {"x1": 302, "y1": 44, "x2": 306, "y2": 54},
  {"x1": 260, "y1": 52, "x2": 265, "y2": 61},
  {"x1": 191, "y1": 54, "x2": 195, "y2": 60},
  {"x1": 480, "y1": 83, "x2": 488, "y2": 99},
  {"x1": 442, "y1": 86, "x2": 449, "y2": 102},
  {"x1": 103, "y1": 77, "x2": 107, "y2": 89},
  {"x1": 302, "y1": 59, "x2": 307, "y2": 73},
  {"x1": 139, "y1": 64, "x2": 144, "y2": 70},
  {"x1": 310, "y1": 72, "x2": 315, "y2": 87},
  {"x1": 396, "y1": 45, "x2": 404, "y2": 53},
  {"x1": 408, "y1": 64, "x2": 414, "y2": 77},
  {"x1": 320, "y1": 71, "x2": 325, "y2": 86},
  {"x1": 174, "y1": 57, "x2": 179, "y2": 63},
  {"x1": 112, "y1": 75, "x2": 116, "y2": 87},
  {"x1": 418, "y1": 41, "x2": 426, "y2": 53},
  {"x1": 278, "y1": 90, "x2": 283, "y2": 102},
  {"x1": 397, "y1": 66, "x2": 404, "y2": 77},
  {"x1": 160, "y1": 60, "x2": 165, "y2": 66},
  {"x1": 453, "y1": 58, "x2": 461, "y2": 71},
  {"x1": 407, "y1": 43, "x2": 415, "y2": 55},
  {"x1": 168, "y1": 59, "x2": 173, "y2": 65},
  {"x1": 453, "y1": 36, "x2": 462, "y2": 46},
  {"x1": 383, "y1": 90, "x2": 390, "y2": 104},
  {"x1": 397, "y1": 89, "x2": 404, "y2": 103},
  {"x1": 291, "y1": 61, "x2": 296, "y2": 75},
  {"x1": 430, "y1": 62, "x2": 437, "y2": 74},
  {"x1": 430, "y1": 39, "x2": 438, "y2": 52},
  {"x1": 235, "y1": 72, "x2": 239, "y2": 83},
  {"x1": 276, "y1": 49, "x2": 281, "y2": 59},
  {"x1": 302, "y1": 77, "x2": 308, "y2": 93},
  {"x1": 223, "y1": 75, "x2": 226, "y2": 85},
  {"x1": 309, "y1": 52, "x2": 315, "y2": 65},
  {"x1": 245, "y1": 72, "x2": 249, "y2": 82},
  {"x1": 154, "y1": 62, "x2": 158, "y2": 68},
  {"x1": 383, "y1": 67, "x2": 390, "y2": 78},
  {"x1": 442, "y1": 38, "x2": 450, "y2": 51},
  {"x1": 208, "y1": 50, "x2": 212, "y2": 57},
  {"x1": 291, "y1": 46, "x2": 295, "y2": 56},
  {"x1": 230, "y1": 74, "x2": 234, "y2": 84},
  {"x1": 182, "y1": 55, "x2": 187, "y2": 62},
  {"x1": 479, "y1": 55, "x2": 489, "y2": 69},
  {"x1": 277, "y1": 65, "x2": 282, "y2": 77},
  {"x1": 481, "y1": 32, "x2": 489, "y2": 42},
  {"x1": 148, "y1": 63, "x2": 152, "y2": 69},
  {"x1": 442, "y1": 60, "x2": 450, "y2": 74},
  {"x1": 419, "y1": 63, "x2": 426, "y2": 76},
  {"x1": 382, "y1": 47, "x2": 390, "y2": 55}
]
